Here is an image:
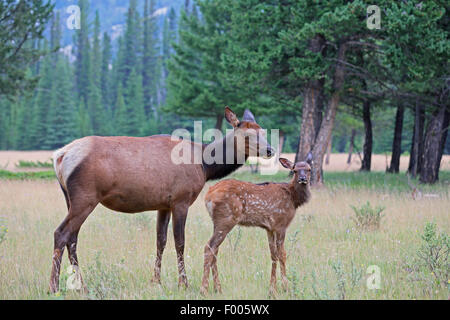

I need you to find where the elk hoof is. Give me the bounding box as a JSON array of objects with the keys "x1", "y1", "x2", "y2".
[
  {"x1": 200, "y1": 286, "x2": 208, "y2": 296},
  {"x1": 48, "y1": 283, "x2": 59, "y2": 295},
  {"x1": 269, "y1": 287, "x2": 278, "y2": 299}
]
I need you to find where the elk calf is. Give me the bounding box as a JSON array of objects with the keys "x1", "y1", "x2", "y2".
[{"x1": 201, "y1": 154, "x2": 313, "y2": 295}]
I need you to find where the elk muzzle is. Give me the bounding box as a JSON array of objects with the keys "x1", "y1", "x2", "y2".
[{"x1": 297, "y1": 170, "x2": 309, "y2": 184}]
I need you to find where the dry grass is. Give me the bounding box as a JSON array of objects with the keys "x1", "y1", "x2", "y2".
[
  {"x1": 0, "y1": 178, "x2": 448, "y2": 300},
  {"x1": 1, "y1": 150, "x2": 449, "y2": 173}
]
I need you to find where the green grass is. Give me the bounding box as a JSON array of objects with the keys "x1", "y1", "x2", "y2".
[
  {"x1": 0, "y1": 169, "x2": 55, "y2": 180},
  {"x1": 230, "y1": 170, "x2": 450, "y2": 193},
  {"x1": 1, "y1": 168, "x2": 449, "y2": 194},
  {"x1": 15, "y1": 160, "x2": 53, "y2": 168}
]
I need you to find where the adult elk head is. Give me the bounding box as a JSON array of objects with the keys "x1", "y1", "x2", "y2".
[{"x1": 224, "y1": 106, "x2": 275, "y2": 159}]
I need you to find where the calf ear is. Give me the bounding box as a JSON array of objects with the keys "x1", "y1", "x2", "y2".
[
  {"x1": 305, "y1": 152, "x2": 313, "y2": 165},
  {"x1": 279, "y1": 158, "x2": 294, "y2": 170},
  {"x1": 225, "y1": 106, "x2": 240, "y2": 128}
]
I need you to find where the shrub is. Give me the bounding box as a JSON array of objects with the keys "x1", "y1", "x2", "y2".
[
  {"x1": 416, "y1": 222, "x2": 449, "y2": 286},
  {"x1": 86, "y1": 253, "x2": 126, "y2": 299},
  {"x1": 350, "y1": 201, "x2": 385, "y2": 231}
]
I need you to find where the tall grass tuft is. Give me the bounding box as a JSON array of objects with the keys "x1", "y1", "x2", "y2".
[{"x1": 351, "y1": 201, "x2": 385, "y2": 231}]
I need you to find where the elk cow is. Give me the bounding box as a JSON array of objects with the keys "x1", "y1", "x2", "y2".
[
  {"x1": 201, "y1": 154, "x2": 313, "y2": 295},
  {"x1": 49, "y1": 107, "x2": 274, "y2": 293}
]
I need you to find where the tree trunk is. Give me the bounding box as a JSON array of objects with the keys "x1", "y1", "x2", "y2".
[
  {"x1": 215, "y1": 114, "x2": 223, "y2": 132},
  {"x1": 311, "y1": 43, "x2": 347, "y2": 185},
  {"x1": 387, "y1": 103, "x2": 405, "y2": 173},
  {"x1": 420, "y1": 104, "x2": 448, "y2": 184},
  {"x1": 347, "y1": 129, "x2": 356, "y2": 164},
  {"x1": 436, "y1": 109, "x2": 449, "y2": 178},
  {"x1": 294, "y1": 35, "x2": 325, "y2": 165},
  {"x1": 360, "y1": 99, "x2": 372, "y2": 171},
  {"x1": 295, "y1": 84, "x2": 323, "y2": 164},
  {"x1": 325, "y1": 139, "x2": 331, "y2": 165},
  {"x1": 408, "y1": 103, "x2": 425, "y2": 177}
]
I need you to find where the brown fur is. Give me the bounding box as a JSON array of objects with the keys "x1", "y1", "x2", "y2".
[
  {"x1": 48, "y1": 107, "x2": 274, "y2": 293},
  {"x1": 201, "y1": 156, "x2": 312, "y2": 296}
]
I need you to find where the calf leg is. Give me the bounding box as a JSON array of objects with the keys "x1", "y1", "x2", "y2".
[
  {"x1": 211, "y1": 246, "x2": 221, "y2": 293},
  {"x1": 275, "y1": 231, "x2": 288, "y2": 292},
  {"x1": 172, "y1": 204, "x2": 189, "y2": 288},
  {"x1": 201, "y1": 223, "x2": 234, "y2": 295},
  {"x1": 151, "y1": 209, "x2": 171, "y2": 284},
  {"x1": 267, "y1": 231, "x2": 278, "y2": 297}
]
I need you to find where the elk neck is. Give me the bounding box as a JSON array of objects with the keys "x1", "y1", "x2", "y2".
[
  {"x1": 289, "y1": 178, "x2": 311, "y2": 208},
  {"x1": 202, "y1": 130, "x2": 248, "y2": 181}
]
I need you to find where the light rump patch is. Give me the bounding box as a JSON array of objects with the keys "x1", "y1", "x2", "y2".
[{"x1": 52, "y1": 137, "x2": 92, "y2": 190}]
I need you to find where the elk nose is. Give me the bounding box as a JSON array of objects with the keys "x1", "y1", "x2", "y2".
[
  {"x1": 298, "y1": 176, "x2": 308, "y2": 184},
  {"x1": 266, "y1": 147, "x2": 275, "y2": 158}
]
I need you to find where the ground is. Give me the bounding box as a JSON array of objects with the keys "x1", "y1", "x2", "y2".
[{"x1": 0, "y1": 151, "x2": 448, "y2": 299}]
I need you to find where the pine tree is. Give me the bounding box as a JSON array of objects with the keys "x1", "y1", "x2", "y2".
[
  {"x1": 114, "y1": 83, "x2": 127, "y2": 135},
  {"x1": 91, "y1": 11, "x2": 102, "y2": 86},
  {"x1": 0, "y1": 0, "x2": 53, "y2": 97},
  {"x1": 44, "y1": 58, "x2": 77, "y2": 149},
  {"x1": 76, "y1": 99, "x2": 93, "y2": 137},
  {"x1": 29, "y1": 42, "x2": 53, "y2": 149},
  {"x1": 119, "y1": 0, "x2": 139, "y2": 87},
  {"x1": 165, "y1": 2, "x2": 240, "y2": 131},
  {"x1": 74, "y1": 0, "x2": 91, "y2": 105},
  {"x1": 124, "y1": 69, "x2": 145, "y2": 136},
  {"x1": 161, "y1": 8, "x2": 177, "y2": 105},
  {"x1": 87, "y1": 10, "x2": 107, "y2": 135},
  {"x1": 101, "y1": 32, "x2": 112, "y2": 111},
  {"x1": 143, "y1": 0, "x2": 159, "y2": 117}
]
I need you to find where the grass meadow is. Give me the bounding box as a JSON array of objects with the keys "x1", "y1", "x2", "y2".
[{"x1": 0, "y1": 151, "x2": 448, "y2": 300}]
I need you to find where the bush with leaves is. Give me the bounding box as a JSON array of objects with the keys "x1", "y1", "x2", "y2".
[{"x1": 415, "y1": 222, "x2": 449, "y2": 286}]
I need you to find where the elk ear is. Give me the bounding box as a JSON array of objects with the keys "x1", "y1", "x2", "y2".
[
  {"x1": 242, "y1": 109, "x2": 256, "y2": 123},
  {"x1": 225, "y1": 106, "x2": 240, "y2": 128},
  {"x1": 279, "y1": 158, "x2": 294, "y2": 170},
  {"x1": 305, "y1": 152, "x2": 313, "y2": 166}
]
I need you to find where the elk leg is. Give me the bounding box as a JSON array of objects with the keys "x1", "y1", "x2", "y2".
[
  {"x1": 172, "y1": 204, "x2": 189, "y2": 288},
  {"x1": 201, "y1": 224, "x2": 234, "y2": 295},
  {"x1": 66, "y1": 230, "x2": 87, "y2": 293},
  {"x1": 49, "y1": 217, "x2": 69, "y2": 293},
  {"x1": 151, "y1": 209, "x2": 171, "y2": 284},
  {"x1": 50, "y1": 201, "x2": 96, "y2": 294},
  {"x1": 267, "y1": 230, "x2": 278, "y2": 297},
  {"x1": 275, "y1": 231, "x2": 288, "y2": 292}
]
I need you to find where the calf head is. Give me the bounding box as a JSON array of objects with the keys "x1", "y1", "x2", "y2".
[{"x1": 279, "y1": 152, "x2": 313, "y2": 184}]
